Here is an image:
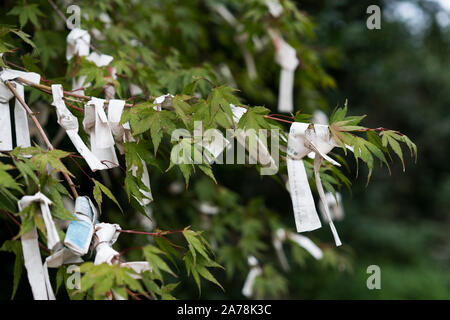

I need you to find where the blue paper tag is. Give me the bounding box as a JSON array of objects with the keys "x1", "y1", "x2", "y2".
[{"x1": 65, "y1": 220, "x2": 91, "y2": 249}]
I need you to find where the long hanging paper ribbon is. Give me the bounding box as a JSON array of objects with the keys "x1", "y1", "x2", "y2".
[
  {"x1": 268, "y1": 29, "x2": 299, "y2": 113},
  {"x1": 18, "y1": 192, "x2": 61, "y2": 300},
  {"x1": 242, "y1": 256, "x2": 262, "y2": 298},
  {"x1": 51, "y1": 84, "x2": 108, "y2": 171},
  {"x1": 286, "y1": 122, "x2": 342, "y2": 246},
  {"x1": 318, "y1": 192, "x2": 344, "y2": 221},
  {"x1": 273, "y1": 228, "x2": 323, "y2": 271},
  {"x1": 0, "y1": 69, "x2": 40, "y2": 151},
  {"x1": 286, "y1": 122, "x2": 322, "y2": 232},
  {"x1": 83, "y1": 97, "x2": 119, "y2": 169},
  {"x1": 230, "y1": 104, "x2": 278, "y2": 172},
  {"x1": 313, "y1": 154, "x2": 341, "y2": 246},
  {"x1": 108, "y1": 98, "x2": 153, "y2": 204},
  {"x1": 273, "y1": 229, "x2": 290, "y2": 271}
]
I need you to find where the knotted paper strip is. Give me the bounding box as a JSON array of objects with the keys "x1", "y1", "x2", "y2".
[
  {"x1": 18, "y1": 192, "x2": 61, "y2": 300},
  {"x1": 108, "y1": 98, "x2": 153, "y2": 204},
  {"x1": 242, "y1": 256, "x2": 262, "y2": 298},
  {"x1": 86, "y1": 52, "x2": 116, "y2": 99},
  {"x1": 286, "y1": 122, "x2": 342, "y2": 246},
  {"x1": 107, "y1": 99, "x2": 126, "y2": 153},
  {"x1": 319, "y1": 192, "x2": 344, "y2": 222},
  {"x1": 273, "y1": 228, "x2": 323, "y2": 271},
  {"x1": 268, "y1": 29, "x2": 299, "y2": 113},
  {"x1": 43, "y1": 248, "x2": 83, "y2": 300},
  {"x1": 51, "y1": 84, "x2": 108, "y2": 171},
  {"x1": 66, "y1": 28, "x2": 91, "y2": 95},
  {"x1": 265, "y1": 0, "x2": 283, "y2": 17},
  {"x1": 93, "y1": 223, "x2": 121, "y2": 265},
  {"x1": 0, "y1": 69, "x2": 40, "y2": 151},
  {"x1": 64, "y1": 196, "x2": 98, "y2": 256},
  {"x1": 230, "y1": 104, "x2": 278, "y2": 174},
  {"x1": 83, "y1": 97, "x2": 119, "y2": 169}
]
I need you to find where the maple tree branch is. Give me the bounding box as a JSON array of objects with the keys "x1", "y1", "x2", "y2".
[
  {"x1": 16, "y1": 77, "x2": 135, "y2": 108},
  {"x1": 4, "y1": 80, "x2": 79, "y2": 198}
]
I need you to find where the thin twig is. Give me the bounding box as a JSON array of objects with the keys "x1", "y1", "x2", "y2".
[
  {"x1": 118, "y1": 229, "x2": 185, "y2": 237},
  {"x1": 4, "y1": 80, "x2": 79, "y2": 198},
  {"x1": 263, "y1": 115, "x2": 293, "y2": 124},
  {"x1": 16, "y1": 77, "x2": 134, "y2": 108}
]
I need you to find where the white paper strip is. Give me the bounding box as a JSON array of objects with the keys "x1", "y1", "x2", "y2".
[
  {"x1": 242, "y1": 256, "x2": 262, "y2": 298},
  {"x1": 286, "y1": 122, "x2": 343, "y2": 245},
  {"x1": 19, "y1": 192, "x2": 60, "y2": 250},
  {"x1": 120, "y1": 261, "x2": 151, "y2": 274},
  {"x1": 83, "y1": 97, "x2": 119, "y2": 169},
  {"x1": 288, "y1": 233, "x2": 323, "y2": 260},
  {"x1": 265, "y1": 0, "x2": 283, "y2": 17},
  {"x1": 314, "y1": 155, "x2": 342, "y2": 246},
  {"x1": 108, "y1": 98, "x2": 153, "y2": 203},
  {"x1": 153, "y1": 94, "x2": 174, "y2": 111},
  {"x1": 66, "y1": 28, "x2": 90, "y2": 60},
  {"x1": 273, "y1": 229, "x2": 290, "y2": 271},
  {"x1": 20, "y1": 227, "x2": 48, "y2": 300},
  {"x1": 319, "y1": 192, "x2": 344, "y2": 222},
  {"x1": 230, "y1": 104, "x2": 277, "y2": 171},
  {"x1": 107, "y1": 99, "x2": 126, "y2": 153},
  {"x1": 273, "y1": 228, "x2": 323, "y2": 270},
  {"x1": 0, "y1": 69, "x2": 40, "y2": 151},
  {"x1": 268, "y1": 29, "x2": 299, "y2": 113},
  {"x1": 51, "y1": 84, "x2": 108, "y2": 171},
  {"x1": 131, "y1": 160, "x2": 153, "y2": 205},
  {"x1": 43, "y1": 248, "x2": 83, "y2": 300},
  {"x1": 286, "y1": 122, "x2": 322, "y2": 232},
  {"x1": 93, "y1": 223, "x2": 121, "y2": 265},
  {"x1": 64, "y1": 196, "x2": 98, "y2": 255},
  {"x1": 18, "y1": 192, "x2": 61, "y2": 300},
  {"x1": 66, "y1": 28, "x2": 91, "y2": 95},
  {"x1": 0, "y1": 81, "x2": 14, "y2": 150}
]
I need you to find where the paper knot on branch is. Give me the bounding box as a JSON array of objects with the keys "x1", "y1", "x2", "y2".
[
  {"x1": 273, "y1": 228, "x2": 323, "y2": 271},
  {"x1": 286, "y1": 122, "x2": 342, "y2": 246},
  {"x1": 242, "y1": 255, "x2": 262, "y2": 298},
  {"x1": 66, "y1": 28, "x2": 91, "y2": 60},
  {"x1": 0, "y1": 69, "x2": 40, "y2": 151},
  {"x1": 93, "y1": 222, "x2": 121, "y2": 265},
  {"x1": 110, "y1": 98, "x2": 153, "y2": 205},
  {"x1": 17, "y1": 192, "x2": 61, "y2": 300},
  {"x1": 83, "y1": 97, "x2": 119, "y2": 169},
  {"x1": 51, "y1": 85, "x2": 111, "y2": 171},
  {"x1": 64, "y1": 196, "x2": 99, "y2": 255},
  {"x1": 268, "y1": 29, "x2": 299, "y2": 113},
  {"x1": 230, "y1": 104, "x2": 278, "y2": 174},
  {"x1": 66, "y1": 28, "x2": 116, "y2": 97}
]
